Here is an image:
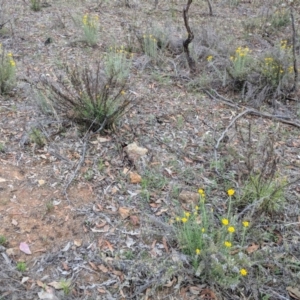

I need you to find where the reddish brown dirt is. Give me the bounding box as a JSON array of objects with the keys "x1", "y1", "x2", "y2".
[{"x1": 0, "y1": 160, "x2": 95, "y2": 262}]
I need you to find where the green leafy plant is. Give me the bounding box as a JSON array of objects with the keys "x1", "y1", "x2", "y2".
[
  {"x1": 30, "y1": 0, "x2": 41, "y2": 11},
  {"x1": 82, "y1": 13, "x2": 99, "y2": 46},
  {"x1": 175, "y1": 189, "x2": 251, "y2": 288},
  {"x1": 16, "y1": 261, "x2": 27, "y2": 272},
  {"x1": 123, "y1": 250, "x2": 134, "y2": 260},
  {"x1": 0, "y1": 45, "x2": 16, "y2": 94},
  {"x1": 83, "y1": 168, "x2": 94, "y2": 181},
  {"x1": 29, "y1": 128, "x2": 46, "y2": 147},
  {"x1": 45, "y1": 201, "x2": 54, "y2": 213},
  {"x1": 0, "y1": 235, "x2": 7, "y2": 245},
  {"x1": 42, "y1": 60, "x2": 132, "y2": 133},
  {"x1": 0, "y1": 142, "x2": 5, "y2": 153},
  {"x1": 59, "y1": 279, "x2": 71, "y2": 295}
]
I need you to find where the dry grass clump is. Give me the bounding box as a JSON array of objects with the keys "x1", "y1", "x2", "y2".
[{"x1": 41, "y1": 61, "x2": 132, "y2": 133}]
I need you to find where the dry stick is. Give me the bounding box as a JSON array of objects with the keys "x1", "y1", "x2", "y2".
[
  {"x1": 206, "y1": 0, "x2": 213, "y2": 16},
  {"x1": 206, "y1": 88, "x2": 300, "y2": 128},
  {"x1": 183, "y1": 0, "x2": 197, "y2": 75},
  {"x1": 290, "y1": 7, "x2": 298, "y2": 93},
  {"x1": 63, "y1": 115, "x2": 108, "y2": 202},
  {"x1": 214, "y1": 109, "x2": 252, "y2": 176},
  {"x1": 63, "y1": 132, "x2": 90, "y2": 203}
]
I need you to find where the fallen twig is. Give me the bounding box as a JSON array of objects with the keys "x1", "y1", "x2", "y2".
[
  {"x1": 63, "y1": 132, "x2": 90, "y2": 203},
  {"x1": 214, "y1": 109, "x2": 252, "y2": 175}
]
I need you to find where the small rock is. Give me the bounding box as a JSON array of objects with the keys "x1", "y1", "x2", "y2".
[
  {"x1": 124, "y1": 142, "x2": 148, "y2": 163},
  {"x1": 129, "y1": 172, "x2": 142, "y2": 184},
  {"x1": 74, "y1": 239, "x2": 82, "y2": 247},
  {"x1": 38, "y1": 179, "x2": 46, "y2": 186},
  {"x1": 179, "y1": 191, "x2": 199, "y2": 204},
  {"x1": 6, "y1": 248, "x2": 16, "y2": 256}
]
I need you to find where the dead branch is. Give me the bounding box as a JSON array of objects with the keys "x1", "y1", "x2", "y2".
[
  {"x1": 183, "y1": 0, "x2": 196, "y2": 75},
  {"x1": 205, "y1": 89, "x2": 300, "y2": 129},
  {"x1": 206, "y1": 0, "x2": 213, "y2": 16},
  {"x1": 214, "y1": 109, "x2": 252, "y2": 175},
  {"x1": 63, "y1": 132, "x2": 91, "y2": 202},
  {"x1": 290, "y1": 8, "x2": 298, "y2": 93}
]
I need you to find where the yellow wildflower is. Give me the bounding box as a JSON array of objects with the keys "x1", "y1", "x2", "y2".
[
  {"x1": 7, "y1": 52, "x2": 13, "y2": 57},
  {"x1": 242, "y1": 221, "x2": 249, "y2": 228},
  {"x1": 195, "y1": 248, "x2": 201, "y2": 255},
  {"x1": 240, "y1": 268, "x2": 248, "y2": 276},
  {"x1": 227, "y1": 189, "x2": 235, "y2": 196},
  {"x1": 280, "y1": 40, "x2": 287, "y2": 50},
  {"x1": 201, "y1": 228, "x2": 205, "y2": 233},
  {"x1": 195, "y1": 206, "x2": 199, "y2": 210},
  {"x1": 228, "y1": 226, "x2": 235, "y2": 233},
  {"x1": 198, "y1": 189, "x2": 205, "y2": 195},
  {"x1": 175, "y1": 217, "x2": 180, "y2": 222},
  {"x1": 224, "y1": 241, "x2": 232, "y2": 248},
  {"x1": 207, "y1": 55, "x2": 213, "y2": 62},
  {"x1": 288, "y1": 66, "x2": 294, "y2": 73},
  {"x1": 184, "y1": 212, "x2": 191, "y2": 218},
  {"x1": 9, "y1": 60, "x2": 16, "y2": 67},
  {"x1": 121, "y1": 90, "x2": 126, "y2": 95},
  {"x1": 221, "y1": 218, "x2": 229, "y2": 226},
  {"x1": 181, "y1": 217, "x2": 188, "y2": 223}
]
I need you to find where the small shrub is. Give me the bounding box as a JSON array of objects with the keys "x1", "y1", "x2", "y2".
[
  {"x1": 258, "y1": 40, "x2": 293, "y2": 90},
  {"x1": 227, "y1": 46, "x2": 252, "y2": 91},
  {"x1": 175, "y1": 189, "x2": 251, "y2": 289},
  {"x1": 0, "y1": 235, "x2": 7, "y2": 245},
  {"x1": 105, "y1": 46, "x2": 132, "y2": 84},
  {"x1": 0, "y1": 142, "x2": 5, "y2": 153},
  {"x1": 46, "y1": 201, "x2": 54, "y2": 213},
  {"x1": 30, "y1": 0, "x2": 41, "y2": 11},
  {"x1": 240, "y1": 174, "x2": 286, "y2": 214},
  {"x1": 16, "y1": 261, "x2": 27, "y2": 272},
  {"x1": 0, "y1": 45, "x2": 16, "y2": 94},
  {"x1": 29, "y1": 128, "x2": 46, "y2": 147},
  {"x1": 42, "y1": 60, "x2": 132, "y2": 133},
  {"x1": 270, "y1": 8, "x2": 290, "y2": 29},
  {"x1": 82, "y1": 13, "x2": 99, "y2": 46},
  {"x1": 59, "y1": 279, "x2": 71, "y2": 295}
]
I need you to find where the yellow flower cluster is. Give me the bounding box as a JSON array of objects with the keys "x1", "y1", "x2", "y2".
[
  {"x1": 0, "y1": 45, "x2": 16, "y2": 68},
  {"x1": 175, "y1": 211, "x2": 191, "y2": 223},
  {"x1": 82, "y1": 14, "x2": 99, "y2": 29},
  {"x1": 230, "y1": 46, "x2": 250, "y2": 62},
  {"x1": 207, "y1": 55, "x2": 213, "y2": 62},
  {"x1": 263, "y1": 57, "x2": 284, "y2": 74},
  {"x1": 280, "y1": 40, "x2": 288, "y2": 50},
  {"x1": 109, "y1": 45, "x2": 133, "y2": 57},
  {"x1": 143, "y1": 34, "x2": 157, "y2": 43},
  {"x1": 7, "y1": 52, "x2": 16, "y2": 67}
]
